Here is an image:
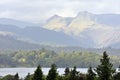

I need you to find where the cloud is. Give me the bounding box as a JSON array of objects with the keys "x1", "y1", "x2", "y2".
[
  {"x1": 0, "y1": 31, "x2": 15, "y2": 36},
  {"x1": 0, "y1": 0, "x2": 120, "y2": 22}
]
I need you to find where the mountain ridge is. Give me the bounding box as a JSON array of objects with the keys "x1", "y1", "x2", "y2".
[
  {"x1": 44, "y1": 12, "x2": 120, "y2": 48},
  {"x1": 0, "y1": 12, "x2": 120, "y2": 48}
]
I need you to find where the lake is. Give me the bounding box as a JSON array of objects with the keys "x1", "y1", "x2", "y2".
[{"x1": 0, "y1": 68, "x2": 88, "y2": 78}]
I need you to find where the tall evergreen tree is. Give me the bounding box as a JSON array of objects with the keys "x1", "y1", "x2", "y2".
[
  {"x1": 25, "y1": 73, "x2": 31, "y2": 80},
  {"x1": 14, "y1": 73, "x2": 19, "y2": 80},
  {"x1": 69, "y1": 66, "x2": 79, "y2": 80},
  {"x1": 32, "y1": 65, "x2": 43, "y2": 80},
  {"x1": 46, "y1": 64, "x2": 58, "y2": 80},
  {"x1": 64, "y1": 67, "x2": 70, "y2": 76},
  {"x1": 86, "y1": 67, "x2": 96, "y2": 80},
  {"x1": 95, "y1": 51, "x2": 115, "y2": 80}
]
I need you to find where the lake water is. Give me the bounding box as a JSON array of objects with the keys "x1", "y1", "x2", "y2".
[{"x1": 0, "y1": 68, "x2": 88, "y2": 78}]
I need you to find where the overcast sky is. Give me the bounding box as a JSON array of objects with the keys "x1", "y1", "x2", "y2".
[{"x1": 0, "y1": 0, "x2": 120, "y2": 23}]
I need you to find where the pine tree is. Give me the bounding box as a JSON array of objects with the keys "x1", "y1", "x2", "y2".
[
  {"x1": 86, "y1": 67, "x2": 96, "y2": 80},
  {"x1": 64, "y1": 67, "x2": 70, "y2": 76},
  {"x1": 95, "y1": 51, "x2": 115, "y2": 80},
  {"x1": 32, "y1": 65, "x2": 43, "y2": 80},
  {"x1": 69, "y1": 66, "x2": 79, "y2": 80},
  {"x1": 46, "y1": 64, "x2": 58, "y2": 80},
  {"x1": 14, "y1": 73, "x2": 19, "y2": 80},
  {"x1": 25, "y1": 73, "x2": 31, "y2": 80}
]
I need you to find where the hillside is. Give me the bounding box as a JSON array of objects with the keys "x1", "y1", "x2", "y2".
[
  {"x1": 44, "y1": 12, "x2": 120, "y2": 48},
  {"x1": 0, "y1": 12, "x2": 120, "y2": 49},
  {"x1": 0, "y1": 24, "x2": 80, "y2": 46},
  {"x1": 0, "y1": 49, "x2": 120, "y2": 68},
  {"x1": 0, "y1": 34, "x2": 40, "y2": 50}
]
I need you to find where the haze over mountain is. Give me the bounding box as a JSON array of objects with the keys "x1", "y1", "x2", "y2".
[
  {"x1": 44, "y1": 11, "x2": 120, "y2": 48},
  {"x1": 0, "y1": 32, "x2": 40, "y2": 50},
  {"x1": 0, "y1": 12, "x2": 120, "y2": 49},
  {"x1": 0, "y1": 18, "x2": 40, "y2": 28}
]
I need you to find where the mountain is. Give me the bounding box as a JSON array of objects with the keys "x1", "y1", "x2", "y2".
[
  {"x1": 1, "y1": 12, "x2": 120, "y2": 48},
  {"x1": 0, "y1": 32, "x2": 40, "y2": 50},
  {"x1": 0, "y1": 18, "x2": 40, "y2": 28},
  {"x1": 0, "y1": 23, "x2": 81, "y2": 47},
  {"x1": 44, "y1": 11, "x2": 120, "y2": 48}
]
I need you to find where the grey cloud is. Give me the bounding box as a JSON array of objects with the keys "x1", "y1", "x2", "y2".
[{"x1": 0, "y1": 0, "x2": 119, "y2": 22}]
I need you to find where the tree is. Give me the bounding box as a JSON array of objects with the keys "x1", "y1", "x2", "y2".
[
  {"x1": 64, "y1": 67, "x2": 70, "y2": 76},
  {"x1": 25, "y1": 73, "x2": 31, "y2": 80},
  {"x1": 113, "y1": 72, "x2": 120, "y2": 80},
  {"x1": 14, "y1": 73, "x2": 19, "y2": 80},
  {"x1": 86, "y1": 67, "x2": 96, "y2": 80},
  {"x1": 2, "y1": 75, "x2": 15, "y2": 80},
  {"x1": 95, "y1": 51, "x2": 115, "y2": 80},
  {"x1": 113, "y1": 65, "x2": 120, "y2": 80},
  {"x1": 46, "y1": 64, "x2": 58, "y2": 80},
  {"x1": 63, "y1": 67, "x2": 70, "y2": 80},
  {"x1": 69, "y1": 66, "x2": 79, "y2": 80},
  {"x1": 32, "y1": 65, "x2": 43, "y2": 80}
]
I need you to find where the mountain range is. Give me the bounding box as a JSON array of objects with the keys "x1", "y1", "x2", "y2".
[
  {"x1": 44, "y1": 11, "x2": 120, "y2": 48},
  {"x1": 0, "y1": 11, "x2": 120, "y2": 49}
]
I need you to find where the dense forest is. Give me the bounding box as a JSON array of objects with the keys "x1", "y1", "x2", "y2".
[
  {"x1": 0, "y1": 52, "x2": 120, "y2": 80},
  {"x1": 0, "y1": 48, "x2": 120, "y2": 67}
]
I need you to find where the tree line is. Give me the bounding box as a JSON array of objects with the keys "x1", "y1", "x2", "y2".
[
  {"x1": 1, "y1": 51, "x2": 120, "y2": 80},
  {"x1": 1, "y1": 49, "x2": 120, "y2": 68}
]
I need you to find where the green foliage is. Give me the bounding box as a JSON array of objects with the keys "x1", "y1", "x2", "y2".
[
  {"x1": 1, "y1": 49, "x2": 120, "y2": 68},
  {"x1": 113, "y1": 72, "x2": 120, "y2": 80},
  {"x1": 69, "y1": 66, "x2": 79, "y2": 80},
  {"x1": 14, "y1": 73, "x2": 19, "y2": 80},
  {"x1": 79, "y1": 73, "x2": 87, "y2": 80},
  {"x1": 95, "y1": 51, "x2": 115, "y2": 80},
  {"x1": 1, "y1": 75, "x2": 14, "y2": 80},
  {"x1": 86, "y1": 67, "x2": 96, "y2": 80},
  {"x1": 32, "y1": 65, "x2": 44, "y2": 80},
  {"x1": 64, "y1": 67, "x2": 70, "y2": 76},
  {"x1": 47, "y1": 64, "x2": 58, "y2": 80},
  {"x1": 24, "y1": 73, "x2": 31, "y2": 80},
  {"x1": 1, "y1": 73, "x2": 19, "y2": 80},
  {"x1": 0, "y1": 54, "x2": 17, "y2": 67},
  {"x1": 63, "y1": 67, "x2": 70, "y2": 80},
  {"x1": 1, "y1": 52, "x2": 119, "y2": 80}
]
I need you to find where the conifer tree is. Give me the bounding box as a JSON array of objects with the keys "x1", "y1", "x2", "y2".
[
  {"x1": 95, "y1": 51, "x2": 115, "y2": 80},
  {"x1": 64, "y1": 67, "x2": 70, "y2": 76},
  {"x1": 46, "y1": 64, "x2": 58, "y2": 80},
  {"x1": 86, "y1": 67, "x2": 96, "y2": 80},
  {"x1": 25, "y1": 73, "x2": 31, "y2": 80},
  {"x1": 32, "y1": 65, "x2": 43, "y2": 80},
  {"x1": 69, "y1": 66, "x2": 79, "y2": 80},
  {"x1": 14, "y1": 73, "x2": 19, "y2": 80}
]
